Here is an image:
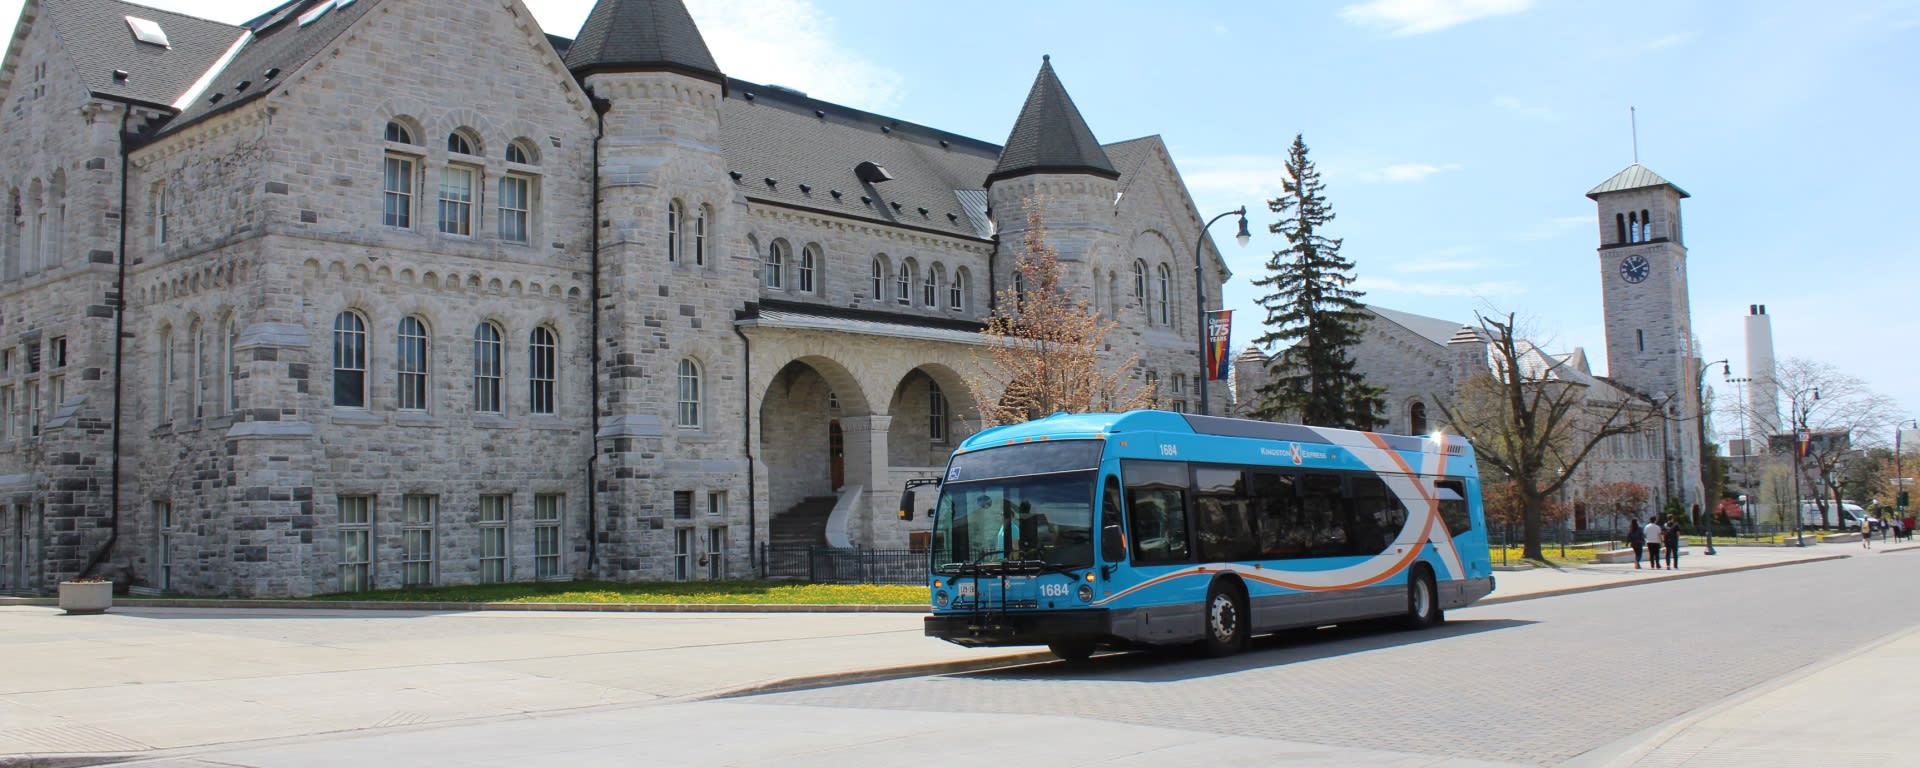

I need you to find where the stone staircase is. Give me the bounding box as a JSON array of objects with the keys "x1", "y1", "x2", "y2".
[{"x1": 771, "y1": 496, "x2": 837, "y2": 548}]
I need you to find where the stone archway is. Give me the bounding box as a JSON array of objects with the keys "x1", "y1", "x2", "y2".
[
  {"x1": 886, "y1": 364, "x2": 982, "y2": 468},
  {"x1": 760, "y1": 357, "x2": 867, "y2": 533}
]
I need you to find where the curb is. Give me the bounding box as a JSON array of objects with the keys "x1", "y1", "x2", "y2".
[
  {"x1": 0, "y1": 597, "x2": 927, "y2": 613},
  {"x1": 1477, "y1": 553, "x2": 1850, "y2": 606}
]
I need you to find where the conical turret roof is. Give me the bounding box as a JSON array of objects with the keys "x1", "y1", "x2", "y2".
[
  {"x1": 565, "y1": 0, "x2": 722, "y2": 84},
  {"x1": 987, "y1": 56, "x2": 1118, "y2": 184}
]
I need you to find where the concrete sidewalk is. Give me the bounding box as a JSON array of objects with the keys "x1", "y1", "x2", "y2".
[{"x1": 0, "y1": 541, "x2": 1911, "y2": 766}]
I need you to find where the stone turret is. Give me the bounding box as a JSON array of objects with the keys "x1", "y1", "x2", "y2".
[
  {"x1": 985, "y1": 57, "x2": 1119, "y2": 298},
  {"x1": 568, "y1": 0, "x2": 748, "y2": 579}
]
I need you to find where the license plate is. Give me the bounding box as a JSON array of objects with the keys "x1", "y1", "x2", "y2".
[{"x1": 956, "y1": 582, "x2": 975, "y2": 598}]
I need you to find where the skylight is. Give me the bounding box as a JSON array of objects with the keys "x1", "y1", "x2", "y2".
[
  {"x1": 126, "y1": 16, "x2": 170, "y2": 48},
  {"x1": 299, "y1": 0, "x2": 359, "y2": 27}
]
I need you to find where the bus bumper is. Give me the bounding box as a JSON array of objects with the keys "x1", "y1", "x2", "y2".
[{"x1": 925, "y1": 609, "x2": 1112, "y2": 648}]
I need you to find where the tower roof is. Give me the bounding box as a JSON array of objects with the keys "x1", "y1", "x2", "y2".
[
  {"x1": 564, "y1": 0, "x2": 722, "y2": 84},
  {"x1": 1586, "y1": 163, "x2": 1690, "y2": 199},
  {"x1": 987, "y1": 56, "x2": 1118, "y2": 184}
]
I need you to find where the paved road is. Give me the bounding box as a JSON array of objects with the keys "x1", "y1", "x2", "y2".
[
  {"x1": 759, "y1": 550, "x2": 1919, "y2": 766},
  {"x1": 37, "y1": 548, "x2": 1913, "y2": 767}
]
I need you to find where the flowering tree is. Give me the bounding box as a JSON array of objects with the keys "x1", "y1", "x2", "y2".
[{"x1": 974, "y1": 200, "x2": 1155, "y2": 425}]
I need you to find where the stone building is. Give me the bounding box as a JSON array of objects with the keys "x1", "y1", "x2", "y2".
[
  {"x1": 0, "y1": 0, "x2": 1231, "y2": 596},
  {"x1": 1233, "y1": 164, "x2": 1706, "y2": 528}
]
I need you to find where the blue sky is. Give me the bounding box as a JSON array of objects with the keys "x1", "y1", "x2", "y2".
[{"x1": 6, "y1": 0, "x2": 1917, "y2": 441}]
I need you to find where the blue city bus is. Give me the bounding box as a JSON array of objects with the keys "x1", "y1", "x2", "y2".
[{"x1": 912, "y1": 410, "x2": 1494, "y2": 660}]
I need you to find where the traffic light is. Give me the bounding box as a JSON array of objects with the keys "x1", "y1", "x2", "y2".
[{"x1": 1900, "y1": 491, "x2": 1910, "y2": 510}]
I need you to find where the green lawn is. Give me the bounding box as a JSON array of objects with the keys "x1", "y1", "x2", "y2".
[{"x1": 310, "y1": 580, "x2": 930, "y2": 605}]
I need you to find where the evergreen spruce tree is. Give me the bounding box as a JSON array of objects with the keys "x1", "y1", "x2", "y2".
[{"x1": 1249, "y1": 135, "x2": 1385, "y2": 430}]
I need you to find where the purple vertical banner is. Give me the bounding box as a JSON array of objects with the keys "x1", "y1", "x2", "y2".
[{"x1": 1206, "y1": 310, "x2": 1232, "y2": 380}]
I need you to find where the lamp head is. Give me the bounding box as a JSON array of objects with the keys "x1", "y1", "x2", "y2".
[{"x1": 1234, "y1": 208, "x2": 1251, "y2": 248}]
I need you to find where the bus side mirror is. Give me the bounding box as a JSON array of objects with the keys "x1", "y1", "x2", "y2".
[
  {"x1": 897, "y1": 490, "x2": 914, "y2": 521},
  {"x1": 1101, "y1": 524, "x2": 1126, "y2": 564}
]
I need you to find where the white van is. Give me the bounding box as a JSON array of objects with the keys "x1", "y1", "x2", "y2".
[{"x1": 1797, "y1": 500, "x2": 1865, "y2": 529}]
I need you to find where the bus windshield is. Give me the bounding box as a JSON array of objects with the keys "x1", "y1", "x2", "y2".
[{"x1": 931, "y1": 441, "x2": 1101, "y2": 575}]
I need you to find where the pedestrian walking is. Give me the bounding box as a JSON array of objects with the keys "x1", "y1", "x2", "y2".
[
  {"x1": 1663, "y1": 515, "x2": 1680, "y2": 569},
  {"x1": 1861, "y1": 515, "x2": 1872, "y2": 549},
  {"x1": 1903, "y1": 514, "x2": 1915, "y2": 542},
  {"x1": 1644, "y1": 517, "x2": 1664, "y2": 569},
  {"x1": 1626, "y1": 517, "x2": 1646, "y2": 569}
]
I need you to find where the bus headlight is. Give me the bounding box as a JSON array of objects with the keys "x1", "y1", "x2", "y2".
[
  {"x1": 1077, "y1": 584, "x2": 1093, "y2": 603},
  {"x1": 935, "y1": 590, "x2": 950, "y2": 607}
]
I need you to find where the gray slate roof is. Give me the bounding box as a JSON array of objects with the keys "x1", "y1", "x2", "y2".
[
  {"x1": 720, "y1": 80, "x2": 1003, "y2": 240},
  {"x1": 564, "y1": 0, "x2": 719, "y2": 83},
  {"x1": 37, "y1": 0, "x2": 242, "y2": 109},
  {"x1": 1368, "y1": 305, "x2": 1470, "y2": 347},
  {"x1": 1586, "y1": 163, "x2": 1689, "y2": 199},
  {"x1": 160, "y1": 0, "x2": 378, "y2": 136},
  {"x1": 988, "y1": 56, "x2": 1117, "y2": 184}
]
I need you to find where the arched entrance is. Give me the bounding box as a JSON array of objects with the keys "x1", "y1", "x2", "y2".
[{"x1": 760, "y1": 358, "x2": 869, "y2": 548}]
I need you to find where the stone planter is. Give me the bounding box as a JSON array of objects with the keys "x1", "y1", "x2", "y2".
[{"x1": 58, "y1": 580, "x2": 113, "y2": 615}]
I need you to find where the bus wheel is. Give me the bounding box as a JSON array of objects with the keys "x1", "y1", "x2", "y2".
[
  {"x1": 1401, "y1": 569, "x2": 1443, "y2": 629},
  {"x1": 1048, "y1": 640, "x2": 1096, "y2": 663},
  {"x1": 1202, "y1": 581, "x2": 1248, "y2": 657}
]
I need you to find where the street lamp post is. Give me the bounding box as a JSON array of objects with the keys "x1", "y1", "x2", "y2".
[
  {"x1": 1193, "y1": 207, "x2": 1251, "y2": 415},
  {"x1": 1727, "y1": 374, "x2": 1753, "y2": 533},
  {"x1": 1897, "y1": 418, "x2": 1917, "y2": 523},
  {"x1": 1789, "y1": 388, "x2": 1820, "y2": 547}
]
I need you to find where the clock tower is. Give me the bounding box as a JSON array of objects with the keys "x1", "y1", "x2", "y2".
[{"x1": 1588, "y1": 164, "x2": 1701, "y2": 510}]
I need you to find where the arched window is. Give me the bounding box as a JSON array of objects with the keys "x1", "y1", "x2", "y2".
[
  {"x1": 694, "y1": 205, "x2": 710, "y2": 266},
  {"x1": 676, "y1": 358, "x2": 702, "y2": 428},
  {"x1": 667, "y1": 200, "x2": 682, "y2": 262},
  {"x1": 1013, "y1": 270, "x2": 1027, "y2": 303},
  {"x1": 473, "y1": 322, "x2": 503, "y2": 413},
  {"x1": 505, "y1": 141, "x2": 531, "y2": 165},
  {"x1": 1410, "y1": 401, "x2": 1428, "y2": 435},
  {"x1": 949, "y1": 268, "x2": 966, "y2": 311},
  {"x1": 154, "y1": 182, "x2": 169, "y2": 245},
  {"x1": 223, "y1": 316, "x2": 238, "y2": 414},
  {"x1": 765, "y1": 240, "x2": 788, "y2": 289},
  {"x1": 189, "y1": 318, "x2": 204, "y2": 417},
  {"x1": 1615, "y1": 212, "x2": 1627, "y2": 245},
  {"x1": 1640, "y1": 209, "x2": 1651, "y2": 241},
  {"x1": 396, "y1": 316, "x2": 429, "y2": 410},
  {"x1": 332, "y1": 311, "x2": 367, "y2": 408},
  {"x1": 446, "y1": 132, "x2": 474, "y2": 155},
  {"x1": 896, "y1": 259, "x2": 915, "y2": 305},
  {"x1": 157, "y1": 324, "x2": 174, "y2": 422},
  {"x1": 528, "y1": 327, "x2": 556, "y2": 415},
  {"x1": 1132, "y1": 260, "x2": 1147, "y2": 306},
  {"x1": 1155, "y1": 264, "x2": 1171, "y2": 325},
  {"x1": 871, "y1": 256, "x2": 887, "y2": 299},
  {"x1": 799, "y1": 245, "x2": 818, "y2": 293},
  {"x1": 384, "y1": 121, "x2": 413, "y2": 144},
  {"x1": 928, "y1": 380, "x2": 947, "y2": 443},
  {"x1": 923, "y1": 265, "x2": 939, "y2": 307}
]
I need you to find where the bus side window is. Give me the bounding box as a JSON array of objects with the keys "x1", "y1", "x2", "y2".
[
  {"x1": 1348, "y1": 475, "x2": 1406, "y2": 556},
  {"x1": 1195, "y1": 466, "x2": 1257, "y2": 562},
  {"x1": 1300, "y1": 473, "x2": 1347, "y2": 556},
  {"x1": 1435, "y1": 479, "x2": 1472, "y2": 536},
  {"x1": 1127, "y1": 486, "x2": 1189, "y2": 563},
  {"x1": 1250, "y1": 472, "x2": 1303, "y2": 558},
  {"x1": 1100, "y1": 476, "x2": 1126, "y2": 564}
]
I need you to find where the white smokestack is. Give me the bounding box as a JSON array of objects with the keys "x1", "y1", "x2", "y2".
[{"x1": 1743, "y1": 304, "x2": 1780, "y2": 440}]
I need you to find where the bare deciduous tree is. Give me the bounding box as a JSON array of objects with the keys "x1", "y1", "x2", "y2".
[
  {"x1": 1769, "y1": 358, "x2": 1898, "y2": 526},
  {"x1": 973, "y1": 200, "x2": 1154, "y2": 425},
  {"x1": 1436, "y1": 312, "x2": 1669, "y2": 561}
]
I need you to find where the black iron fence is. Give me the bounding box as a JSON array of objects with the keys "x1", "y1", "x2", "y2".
[{"x1": 760, "y1": 544, "x2": 926, "y2": 584}]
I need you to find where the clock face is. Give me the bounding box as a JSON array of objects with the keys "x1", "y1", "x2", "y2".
[{"x1": 1619, "y1": 254, "x2": 1651, "y2": 284}]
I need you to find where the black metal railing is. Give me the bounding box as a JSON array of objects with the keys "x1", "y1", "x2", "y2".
[{"x1": 759, "y1": 544, "x2": 927, "y2": 584}]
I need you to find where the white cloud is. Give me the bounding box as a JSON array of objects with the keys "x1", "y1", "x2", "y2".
[
  {"x1": 1360, "y1": 162, "x2": 1462, "y2": 183},
  {"x1": 1359, "y1": 276, "x2": 1529, "y2": 297},
  {"x1": 1340, "y1": 0, "x2": 1534, "y2": 36},
  {"x1": 1510, "y1": 215, "x2": 1591, "y2": 241},
  {"x1": 688, "y1": 0, "x2": 903, "y2": 111},
  {"x1": 1493, "y1": 95, "x2": 1558, "y2": 121},
  {"x1": 1177, "y1": 154, "x2": 1296, "y2": 201}
]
